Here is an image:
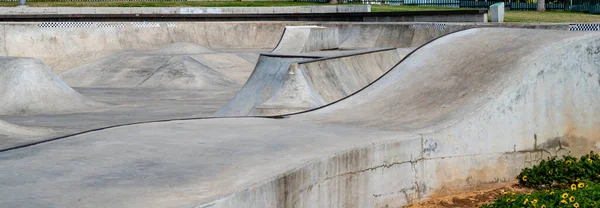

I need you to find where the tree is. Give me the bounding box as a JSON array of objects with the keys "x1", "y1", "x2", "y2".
[
  {"x1": 329, "y1": 0, "x2": 338, "y2": 4},
  {"x1": 537, "y1": 0, "x2": 546, "y2": 11}
]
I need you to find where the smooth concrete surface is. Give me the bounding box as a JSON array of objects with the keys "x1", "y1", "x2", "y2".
[
  {"x1": 1, "y1": 22, "x2": 599, "y2": 208},
  {"x1": 273, "y1": 26, "x2": 340, "y2": 53},
  {"x1": 0, "y1": 5, "x2": 371, "y2": 14},
  {"x1": 215, "y1": 48, "x2": 406, "y2": 116}
]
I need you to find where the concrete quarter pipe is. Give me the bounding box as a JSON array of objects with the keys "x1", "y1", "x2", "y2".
[{"x1": 0, "y1": 22, "x2": 599, "y2": 208}]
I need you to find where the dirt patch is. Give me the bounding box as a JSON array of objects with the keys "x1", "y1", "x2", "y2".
[{"x1": 403, "y1": 181, "x2": 533, "y2": 208}]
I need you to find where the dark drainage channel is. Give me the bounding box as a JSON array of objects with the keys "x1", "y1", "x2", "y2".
[{"x1": 0, "y1": 10, "x2": 487, "y2": 22}]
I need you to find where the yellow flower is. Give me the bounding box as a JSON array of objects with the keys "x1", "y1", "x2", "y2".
[
  {"x1": 524, "y1": 198, "x2": 529, "y2": 205},
  {"x1": 593, "y1": 201, "x2": 597, "y2": 206},
  {"x1": 571, "y1": 184, "x2": 577, "y2": 190},
  {"x1": 522, "y1": 175, "x2": 528, "y2": 181},
  {"x1": 570, "y1": 196, "x2": 576, "y2": 203},
  {"x1": 512, "y1": 192, "x2": 516, "y2": 196},
  {"x1": 506, "y1": 198, "x2": 510, "y2": 202},
  {"x1": 503, "y1": 191, "x2": 508, "y2": 195},
  {"x1": 550, "y1": 191, "x2": 555, "y2": 195},
  {"x1": 549, "y1": 170, "x2": 553, "y2": 175},
  {"x1": 574, "y1": 202, "x2": 580, "y2": 208},
  {"x1": 561, "y1": 200, "x2": 569, "y2": 204},
  {"x1": 532, "y1": 199, "x2": 538, "y2": 204},
  {"x1": 578, "y1": 182, "x2": 585, "y2": 188},
  {"x1": 567, "y1": 160, "x2": 573, "y2": 165},
  {"x1": 541, "y1": 205, "x2": 546, "y2": 208},
  {"x1": 588, "y1": 158, "x2": 593, "y2": 163},
  {"x1": 562, "y1": 193, "x2": 569, "y2": 198}
]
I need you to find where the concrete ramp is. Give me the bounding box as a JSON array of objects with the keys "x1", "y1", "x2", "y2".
[
  {"x1": 272, "y1": 26, "x2": 339, "y2": 53},
  {"x1": 60, "y1": 42, "x2": 244, "y2": 89},
  {"x1": 213, "y1": 55, "x2": 316, "y2": 116},
  {"x1": 203, "y1": 28, "x2": 600, "y2": 208},
  {"x1": 257, "y1": 48, "x2": 403, "y2": 115},
  {"x1": 214, "y1": 48, "x2": 404, "y2": 116},
  {"x1": 0, "y1": 57, "x2": 104, "y2": 115}
]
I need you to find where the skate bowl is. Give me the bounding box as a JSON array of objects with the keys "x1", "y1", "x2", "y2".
[{"x1": 0, "y1": 21, "x2": 599, "y2": 208}]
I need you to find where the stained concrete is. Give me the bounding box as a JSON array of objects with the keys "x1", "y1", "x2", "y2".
[{"x1": 1, "y1": 22, "x2": 599, "y2": 208}]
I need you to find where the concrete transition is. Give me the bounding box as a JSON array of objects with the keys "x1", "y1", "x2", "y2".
[
  {"x1": 1, "y1": 22, "x2": 600, "y2": 208},
  {"x1": 0, "y1": 57, "x2": 103, "y2": 115},
  {"x1": 215, "y1": 48, "x2": 405, "y2": 116},
  {"x1": 273, "y1": 26, "x2": 340, "y2": 53}
]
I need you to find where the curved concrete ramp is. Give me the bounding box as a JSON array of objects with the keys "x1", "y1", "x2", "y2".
[
  {"x1": 0, "y1": 57, "x2": 103, "y2": 115},
  {"x1": 272, "y1": 26, "x2": 339, "y2": 53},
  {"x1": 60, "y1": 42, "x2": 244, "y2": 89},
  {"x1": 257, "y1": 48, "x2": 404, "y2": 115},
  {"x1": 214, "y1": 48, "x2": 403, "y2": 116},
  {"x1": 213, "y1": 55, "x2": 316, "y2": 116}
]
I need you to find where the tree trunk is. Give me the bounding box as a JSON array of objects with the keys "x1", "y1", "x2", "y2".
[{"x1": 537, "y1": 0, "x2": 546, "y2": 11}]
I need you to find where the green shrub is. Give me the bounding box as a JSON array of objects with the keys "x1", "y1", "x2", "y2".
[
  {"x1": 518, "y1": 152, "x2": 600, "y2": 189},
  {"x1": 482, "y1": 181, "x2": 600, "y2": 208}
]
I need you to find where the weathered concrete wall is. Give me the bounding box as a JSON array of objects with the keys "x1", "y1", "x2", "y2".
[
  {"x1": 203, "y1": 28, "x2": 600, "y2": 207},
  {"x1": 0, "y1": 22, "x2": 574, "y2": 73},
  {"x1": 0, "y1": 5, "x2": 371, "y2": 14}
]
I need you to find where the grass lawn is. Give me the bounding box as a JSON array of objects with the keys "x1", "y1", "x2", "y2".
[{"x1": 500, "y1": 10, "x2": 600, "y2": 22}]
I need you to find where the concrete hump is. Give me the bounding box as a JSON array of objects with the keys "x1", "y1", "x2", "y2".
[
  {"x1": 60, "y1": 42, "x2": 237, "y2": 89},
  {"x1": 272, "y1": 26, "x2": 340, "y2": 53},
  {"x1": 0, "y1": 57, "x2": 104, "y2": 115},
  {"x1": 214, "y1": 48, "x2": 403, "y2": 116}
]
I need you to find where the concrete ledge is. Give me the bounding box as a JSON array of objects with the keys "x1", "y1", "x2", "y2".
[
  {"x1": 0, "y1": 5, "x2": 371, "y2": 15},
  {"x1": 0, "y1": 10, "x2": 488, "y2": 22}
]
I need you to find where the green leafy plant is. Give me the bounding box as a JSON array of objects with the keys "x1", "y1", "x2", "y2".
[
  {"x1": 483, "y1": 181, "x2": 600, "y2": 208},
  {"x1": 518, "y1": 152, "x2": 600, "y2": 189},
  {"x1": 484, "y1": 152, "x2": 600, "y2": 207}
]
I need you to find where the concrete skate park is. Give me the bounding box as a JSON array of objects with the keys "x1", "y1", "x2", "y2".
[{"x1": 0, "y1": 6, "x2": 600, "y2": 207}]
